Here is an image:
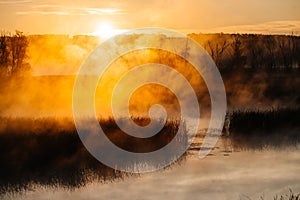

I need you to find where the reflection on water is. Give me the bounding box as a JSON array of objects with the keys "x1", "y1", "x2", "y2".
[
  {"x1": 2, "y1": 146, "x2": 299, "y2": 200},
  {"x1": 1, "y1": 133, "x2": 299, "y2": 200},
  {"x1": 1, "y1": 114, "x2": 299, "y2": 199},
  {"x1": 0, "y1": 117, "x2": 188, "y2": 196}
]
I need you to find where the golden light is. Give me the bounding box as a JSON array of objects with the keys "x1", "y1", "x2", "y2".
[{"x1": 94, "y1": 21, "x2": 118, "y2": 39}]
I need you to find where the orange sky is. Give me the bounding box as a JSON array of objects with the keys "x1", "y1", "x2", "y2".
[{"x1": 0, "y1": 0, "x2": 300, "y2": 35}]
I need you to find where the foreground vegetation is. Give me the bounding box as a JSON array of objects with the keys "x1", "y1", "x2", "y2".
[
  {"x1": 227, "y1": 107, "x2": 300, "y2": 150},
  {"x1": 0, "y1": 107, "x2": 299, "y2": 194},
  {"x1": 0, "y1": 117, "x2": 187, "y2": 194},
  {"x1": 258, "y1": 189, "x2": 300, "y2": 200}
]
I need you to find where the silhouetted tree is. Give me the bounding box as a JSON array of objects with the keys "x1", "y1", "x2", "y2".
[
  {"x1": 229, "y1": 34, "x2": 245, "y2": 69},
  {"x1": 289, "y1": 35, "x2": 299, "y2": 68},
  {"x1": 189, "y1": 33, "x2": 300, "y2": 71},
  {"x1": 10, "y1": 30, "x2": 30, "y2": 75},
  {"x1": 278, "y1": 36, "x2": 291, "y2": 69},
  {"x1": 0, "y1": 33, "x2": 9, "y2": 76},
  {"x1": 262, "y1": 35, "x2": 276, "y2": 70},
  {"x1": 244, "y1": 34, "x2": 264, "y2": 69},
  {"x1": 0, "y1": 30, "x2": 30, "y2": 76},
  {"x1": 205, "y1": 36, "x2": 229, "y2": 68}
]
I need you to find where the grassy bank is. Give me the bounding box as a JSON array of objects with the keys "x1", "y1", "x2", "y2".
[
  {"x1": 227, "y1": 107, "x2": 300, "y2": 150},
  {"x1": 0, "y1": 117, "x2": 187, "y2": 194}
]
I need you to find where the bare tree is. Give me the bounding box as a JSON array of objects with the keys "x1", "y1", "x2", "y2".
[
  {"x1": 0, "y1": 30, "x2": 31, "y2": 76},
  {"x1": 245, "y1": 34, "x2": 264, "y2": 69},
  {"x1": 288, "y1": 35, "x2": 299, "y2": 68},
  {"x1": 263, "y1": 35, "x2": 276, "y2": 70},
  {"x1": 278, "y1": 36, "x2": 290, "y2": 69},
  {"x1": 205, "y1": 39, "x2": 229, "y2": 68},
  {"x1": 0, "y1": 33, "x2": 9, "y2": 75},
  {"x1": 230, "y1": 34, "x2": 244, "y2": 69},
  {"x1": 10, "y1": 30, "x2": 30, "y2": 75}
]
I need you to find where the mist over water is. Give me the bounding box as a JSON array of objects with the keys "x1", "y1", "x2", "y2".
[
  {"x1": 1, "y1": 34, "x2": 299, "y2": 118},
  {"x1": 0, "y1": 33, "x2": 299, "y2": 198}
]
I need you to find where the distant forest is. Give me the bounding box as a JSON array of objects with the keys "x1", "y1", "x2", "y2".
[
  {"x1": 189, "y1": 33, "x2": 300, "y2": 72},
  {"x1": 0, "y1": 32, "x2": 300, "y2": 76}
]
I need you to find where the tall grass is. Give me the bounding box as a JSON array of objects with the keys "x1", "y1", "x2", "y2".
[
  {"x1": 226, "y1": 107, "x2": 300, "y2": 150},
  {"x1": 240, "y1": 189, "x2": 300, "y2": 200},
  {"x1": 261, "y1": 189, "x2": 300, "y2": 200},
  {"x1": 0, "y1": 117, "x2": 187, "y2": 194}
]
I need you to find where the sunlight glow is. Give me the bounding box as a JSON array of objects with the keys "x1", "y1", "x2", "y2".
[{"x1": 94, "y1": 21, "x2": 119, "y2": 39}]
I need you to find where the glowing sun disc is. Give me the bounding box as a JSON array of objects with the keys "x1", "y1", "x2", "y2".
[{"x1": 94, "y1": 22, "x2": 117, "y2": 39}]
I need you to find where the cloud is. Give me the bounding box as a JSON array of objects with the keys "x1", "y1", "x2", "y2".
[
  {"x1": 5, "y1": 0, "x2": 300, "y2": 35},
  {"x1": 0, "y1": 0, "x2": 31, "y2": 4},
  {"x1": 74, "y1": 8, "x2": 121, "y2": 14},
  {"x1": 205, "y1": 20, "x2": 300, "y2": 35},
  {"x1": 16, "y1": 11, "x2": 70, "y2": 15},
  {"x1": 15, "y1": 4, "x2": 123, "y2": 16}
]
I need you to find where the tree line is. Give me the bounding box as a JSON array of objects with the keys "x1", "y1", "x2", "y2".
[
  {"x1": 1, "y1": 31, "x2": 299, "y2": 77},
  {"x1": 0, "y1": 31, "x2": 30, "y2": 76},
  {"x1": 189, "y1": 33, "x2": 300, "y2": 72}
]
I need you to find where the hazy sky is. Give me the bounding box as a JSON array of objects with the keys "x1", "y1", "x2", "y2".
[{"x1": 0, "y1": 0, "x2": 300, "y2": 35}]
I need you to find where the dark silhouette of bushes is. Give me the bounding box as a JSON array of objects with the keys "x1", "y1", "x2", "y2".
[
  {"x1": 0, "y1": 117, "x2": 187, "y2": 194},
  {"x1": 227, "y1": 107, "x2": 300, "y2": 149}
]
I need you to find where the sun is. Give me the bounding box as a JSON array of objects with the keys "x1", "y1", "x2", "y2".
[{"x1": 94, "y1": 21, "x2": 118, "y2": 39}]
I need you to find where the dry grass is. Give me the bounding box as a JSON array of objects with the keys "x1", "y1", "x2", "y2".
[
  {"x1": 0, "y1": 117, "x2": 187, "y2": 194},
  {"x1": 226, "y1": 107, "x2": 300, "y2": 150}
]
